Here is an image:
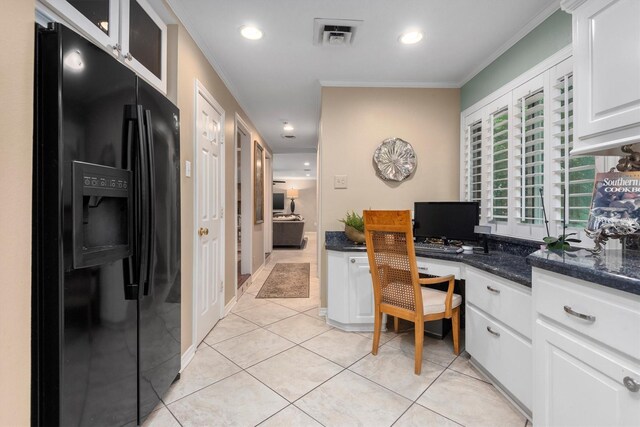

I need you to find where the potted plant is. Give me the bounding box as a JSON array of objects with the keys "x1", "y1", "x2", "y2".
[
  {"x1": 543, "y1": 232, "x2": 581, "y2": 251},
  {"x1": 339, "y1": 210, "x2": 365, "y2": 244}
]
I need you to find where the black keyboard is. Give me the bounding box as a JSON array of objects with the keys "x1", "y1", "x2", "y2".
[{"x1": 415, "y1": 243, "x2": 463, "y2": 254}]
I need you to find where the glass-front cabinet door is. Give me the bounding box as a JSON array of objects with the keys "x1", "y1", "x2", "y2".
[
  {"x1": 43, "y1": 0, "x2": 120, "y2": 50},
  {"x1": 121, "y1": 0, "x2": 167, "y2": 93},
  {"x1": 40, "y1": 0, "x2": 167, "y2": 93}
]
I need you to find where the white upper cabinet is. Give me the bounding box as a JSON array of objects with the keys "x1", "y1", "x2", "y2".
[
  {"x1": 562, "y1": 0, "x2": 640, "y2": 155},
  {"x1": 41, "y1": 0, "x2": 167, "y2": 93}
]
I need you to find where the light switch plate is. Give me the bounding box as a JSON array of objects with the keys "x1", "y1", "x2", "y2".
[
  {"x1": 185, "y1": 160, "x2": 191, "y2": 177},
  {"x1": 334, "y1": 174, "x2": 347, "y2": 189}
]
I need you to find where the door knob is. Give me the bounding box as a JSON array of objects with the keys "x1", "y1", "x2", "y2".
[
  {"x1": 205, "y1": 228, "x2": 209, "y2": 235},
  {"x1": 198, "y1": 227, "x2": 206, "y2": 237}
]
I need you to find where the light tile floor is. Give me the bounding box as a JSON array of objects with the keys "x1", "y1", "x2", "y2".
[{"x1": 145, "y1": 233, "x2": 528, "y2": 427}]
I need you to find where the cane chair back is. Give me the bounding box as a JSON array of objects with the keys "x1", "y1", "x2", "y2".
[{"x1": 363, "y1": 209, "x2": 461, "y2": 375}]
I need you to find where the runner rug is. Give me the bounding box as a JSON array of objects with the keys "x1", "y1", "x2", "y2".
[{"x1": 256, "y1": 263, "x2": 310, "y2": 298}]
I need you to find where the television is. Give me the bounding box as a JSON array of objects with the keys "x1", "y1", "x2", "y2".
[
  {"x1": 273, "y1": 193, "x2": 285, "y2": 211},
  {"x1": 413, "y1": 201, "x2": 480, "y2": 243}
]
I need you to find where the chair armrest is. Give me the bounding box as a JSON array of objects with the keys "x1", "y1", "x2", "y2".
[
  {"x1": 419, "y1": 275, "x2": 456, "y2": 317},
  {"x1": 418, "y1": 275, "x2": 455, "y2": 286}
]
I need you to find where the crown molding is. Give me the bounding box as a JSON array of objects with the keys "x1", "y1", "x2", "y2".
[
  {"x1": 319, "y1": 80, "x2": 459, "y2": 89},
  {"x1": 560, "y1": 0, "x2": 588, "y2": 12}
]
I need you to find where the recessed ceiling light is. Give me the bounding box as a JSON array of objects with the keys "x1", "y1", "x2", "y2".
[
  {"x1": 283, "y1": 123, "x2": 294, "y2": 132},
  {"x1": 304, "y1": 162, "x2": 310, "y2": 166},
  {"x1": 240, "y1": 26, "x2": 263, "y2": 40},
  {"x1": 399, "y1": 31, "x2": 423, "y2": 45}
]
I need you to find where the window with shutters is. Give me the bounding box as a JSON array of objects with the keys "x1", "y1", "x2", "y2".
[
  {"x1": 469, "y1": 120, "x2": 483, "y2": 209},
  {"x1": 514, "y1": 88, "x2": 545, "y2": 225},
  {"x1": 460, "y1": 53, "x2": 617, "y2": 242},
  {"x1": 490, "y1": 107, "x2": 509, "y2": 222},
  {"x1": 552, "y1": 72, "x2": 597, "y2": 229}
]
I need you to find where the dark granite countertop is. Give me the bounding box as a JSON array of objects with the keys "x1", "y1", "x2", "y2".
[
  {"x1": 325, "y1": 231, "x2": 533, "y2": 287},
  {"x1": 527, "y1": 249, "x2": 640, "y2": 296}
]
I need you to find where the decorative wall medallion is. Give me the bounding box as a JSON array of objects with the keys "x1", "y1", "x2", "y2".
[{"x1": 373, "y1": 137, "x2": 417, "y2": 181}]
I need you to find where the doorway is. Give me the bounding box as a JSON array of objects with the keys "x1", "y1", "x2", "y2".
[
  {"x1": 264, "y1": 152, "x2": 273, "y2": 259},
  {"x1": 235, "y1": 115, "x2": 252, "y2": 296},
  {"x1": 193, "y1": 80, "x2": 225, "y2": 345}
]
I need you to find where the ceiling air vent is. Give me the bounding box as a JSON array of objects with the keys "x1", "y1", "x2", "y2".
[
  {"x1": 281, "y1": 134, "x2": 296, "y2": 140},
  {"x1": 313, "y1": 18, "x2": 363, "y2": 46}
]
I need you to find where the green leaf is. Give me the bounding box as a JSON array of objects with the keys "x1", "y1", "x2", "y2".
[{"x1": 543, "y1": 236, "x2": 559, "y2": 244}]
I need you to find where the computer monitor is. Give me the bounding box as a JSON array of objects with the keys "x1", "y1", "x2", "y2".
[
  {"x1": 273, "y1": 193, "x2": 285, "y2": 211},
  {"x1": 413, "y1": 201, "x2": 480, "y2": 243}
]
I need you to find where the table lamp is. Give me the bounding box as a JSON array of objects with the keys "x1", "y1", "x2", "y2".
[{"x1": 286, "y1": 188, "x2": 299, "y2": 213}]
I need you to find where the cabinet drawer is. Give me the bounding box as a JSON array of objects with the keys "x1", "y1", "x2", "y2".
[
  {"x1": 533, "y1": 269, "x2": 640, "y2": 358},
  {"x1": 466, "y1": 267, "x2": 532, "y2": 339},
  {"x1": 416, "y1": 258, "x2": 461, "y2": 279},
  {"x1": 467, "y1": 305, "x2": 532, "y2": 410}
]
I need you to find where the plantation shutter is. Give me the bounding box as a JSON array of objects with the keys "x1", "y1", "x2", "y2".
[
  {"x1": 552, "y1": 73, "x2": 596, "y2": 228},
  {"x1": 514, "y1": 89, "x2": 545, "y2": 224},
  {"x1": 488, "y1": 107, "x2": 509, "y2": 222},
  {"x1": 465, "y1": 120, "x2": 482, "y2": 209}
]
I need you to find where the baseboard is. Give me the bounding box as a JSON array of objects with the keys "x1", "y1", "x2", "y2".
[
  {"x1": 180, "y1": 344, "x2": 196, "y2": 372},
  {"x1": 253, "y1": 262, "x2": 265, "y2": 278},
  {"x1": 318, "y1": 307, "x2": 327, "y2": 317},
  {"x1": 224, "y1": 298, "x2": 236, "y2": 316}
]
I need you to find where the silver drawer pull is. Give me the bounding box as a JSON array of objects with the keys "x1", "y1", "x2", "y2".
[
  {"x1": 563, "y1": 305, "x2": 596, "y2": 322},
  {"x1": 486, "y1": 326, "x2": 500, "y2": 337},
  {"x1": 486, "y1": 285, "x2": 500, "y2": 294},
  {"x1": 623, "y1": 377, "x2": 640, "y2": 392}
]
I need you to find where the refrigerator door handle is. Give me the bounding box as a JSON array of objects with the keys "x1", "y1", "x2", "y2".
[
  {"x1": 123, "y1": 109, "x2": 135, "y2": 296},
  {"x1": 136, "y1": 104, "x2": 150, "y2": 296},
  {"x1": 143, "y1": 109, "x2": 156, "y2": 296},
  {"x1": 122, "y1": 104, "x2": 149, "y2": 299}
]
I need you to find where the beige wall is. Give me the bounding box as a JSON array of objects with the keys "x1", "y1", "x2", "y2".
[
  {"x1": 0, "y1": 1, "x2": 34, "y2": 425},
  {"x1": 274, "y1": 179, "x2": 318, "y2": 232},
  {"x1": 176, "y1": 25, "x2": 269, "y2": 354},
  {"x1": 319, "y1": 87, "x2": 461, "y2": 305}
]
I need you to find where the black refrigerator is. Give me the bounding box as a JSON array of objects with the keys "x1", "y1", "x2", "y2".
[{"x1": 32, "y1": 23, "x2": 181, "y2": 426}]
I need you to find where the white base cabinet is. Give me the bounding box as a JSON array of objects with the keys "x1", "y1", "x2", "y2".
[
  {"x1": 532, "y1": 268, "x2": 640, "y2": 427},
  {"x1": 465, "y1": 267, "x2": 533, "y2": 415},
  {"x1": 326, "y1": 251, "x2": 376, "y2": 331},
  {"x1": 326, "y1": 252, "x2": 463, "y2": 331}
]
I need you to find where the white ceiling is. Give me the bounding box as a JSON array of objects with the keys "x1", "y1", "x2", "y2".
[
  {"x1": 273, "y1": 152, "x2": 317, "y2": 180},
  {"x1": 167, "y1": 0, "x2": 559, "y2": 157}
]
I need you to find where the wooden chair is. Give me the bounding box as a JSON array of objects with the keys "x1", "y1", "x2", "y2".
[{"x1": 363, "y1": 210, "x2": 461, "y2": 375}]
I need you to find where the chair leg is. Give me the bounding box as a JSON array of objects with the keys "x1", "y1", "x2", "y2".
[
  {"x1": 414, "y1": 319, "x2": 424, "y2": 375},
  {"x1": 393, "y1": 316, "x2": 399, "y2": 333},
  {"x1": 372, "y1": 310, "x2": 382, "y2": 355},
  {"x1": 452, "y1": 306, "x2": 460, "y2": 356}
]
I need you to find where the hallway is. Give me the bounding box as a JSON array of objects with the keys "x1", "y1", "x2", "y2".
[{"x1": 145, "y1": 232, "x2": 526, "y2": 426}]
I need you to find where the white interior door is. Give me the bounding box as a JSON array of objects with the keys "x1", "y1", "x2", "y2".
[{"x1": 195, "y1": 82, "x2": 224, "y2": 345}]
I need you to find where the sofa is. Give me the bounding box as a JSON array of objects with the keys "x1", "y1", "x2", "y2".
[{"x1": 273, "y1": 214, "x2": 305, "y2": 247}]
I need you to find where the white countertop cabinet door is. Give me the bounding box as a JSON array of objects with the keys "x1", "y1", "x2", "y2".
[
  {"x1": 564, "y1": 0, "x2": 640, "y2": 155},
  {"x1": 532, "y1": 268, "x2": 640, "y2": 426}
]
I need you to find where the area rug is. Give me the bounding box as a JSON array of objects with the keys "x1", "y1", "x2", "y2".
[{"x1": 256, "y1": 263, "x2": 310, "y2": 298}]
